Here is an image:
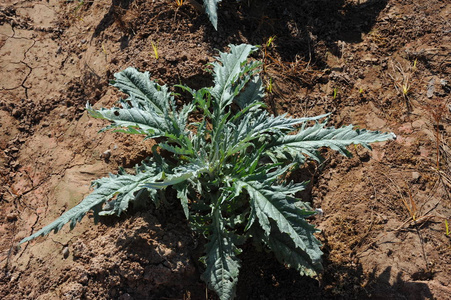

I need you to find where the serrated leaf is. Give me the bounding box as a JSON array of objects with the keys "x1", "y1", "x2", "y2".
[
  {"x1": 99, "y1": 162, "x2": 164, "y2": 216},
  {"x1": 240, "y1": 180, "x2": 322, "y2": 267},
  {"x1": 86, "y1": 103, "x2": 168, "y2": 137},
  {"x1": 160, "y1": 142, "x2": 194, "y2": 156},
  {"x1": 233, "y1": 76, "x2": 265, "y2": 109},
  {"x1": 88, "y1": 69, "x2": 194, "y2": 140},
  {"x1": 174, "y1": 183, "x2": 190, "y2": 220},
  {"x1": 254, "y1": 224, "x2": 322, "y2": 276},
  {"x1": 271, "y1": 181, "x2": 309, "y2": 196},
  {"x1": 112, "y1": 67, "x2": 170, "y2": 115},
  {"x1": 142, "y1": 162, "x2": 207, "y2": 189},
  {"x1": 230, "y1": 112, "x2": 329, "y2": 149},
  {"x1": 19, "y1": 163, "x2": 163, "y2": 244},
  {"x1": 269, "y1": 122, "x2": 396, "y2": 162},
  {"x1": 175, "y1": 103, "x2": 195, "y2": 133},
  {"x1": 210, "y1": 44, "x2": 259, "y2": 111},
  {"x1": 202, "y1": 208, "x2": 240, "y2": 300}
]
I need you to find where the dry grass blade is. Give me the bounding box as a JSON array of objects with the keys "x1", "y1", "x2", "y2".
[
  {"x1": 401, "y1": 189, "x2": 418, "y2": 221},
  {"x1": 387, "y1": 59, "x2": 417, "y2": 112}
]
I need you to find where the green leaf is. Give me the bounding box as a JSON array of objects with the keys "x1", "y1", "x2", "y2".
[
  {"x1": 111, "y1": 67, "x2": 170, "y2": 115},
  {"x1": 86, "y1": 103, "x2": 168, "y2": 137},
  {"x1": 240, "y1": 180, "x2": 323, "y2": 268},
  {"x1": 160, "y1": 142, "x2": 194, "y2": 156},
  {"x1": 269, "y1": 122, "x2": 396, "y2": 162},
  {"x1": 19, "y1": 162, "x2": 163, "y2": 244},
  {"x1": 230, "y1": 112, "x2": 329, "y2": 149},
  {"x1": 174, "y1": 183, "x2": 190, "y2": 220},
  {"x1": 142, "y1": 162, "x2": 207, "y2": 189},
  {"x1": 88, "y1": 68, "x2": 194, "y2": 140},
  {"x1": 99, "y1": 163, "x2": 163, "y2": 216},
  {"x1": 271, "y1": 181, "x2": 309, "y2": 196},
  {"x1": 254, "y1": 224, "x2": 322, "y2": 277},
  {"x1": 202, "y1": 208, "x2": 240, "y2": 300},
  {"x1": 210, "y1": 44, "x2": 259, "y2": 111},
  {"x1": 233, "y1": 76, "x2": 265, "y2": 109}
]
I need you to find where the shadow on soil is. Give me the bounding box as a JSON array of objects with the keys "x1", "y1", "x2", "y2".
[
  {"x1": 200, "y1": 0, "x2": 389, "y2": 65},
  {"x1": 364, "y1": 266, "x2": 433, "y2": 300},
  {"x1": 93, "y1": 201, "x2": 433, "y2": 300},
  {"x1": 92, "y1": 0, "x2": 136, "y2": 41},
  {"x1": 90, "y1": 0, "x2": 388, "y2": 67},
  {"x1": 90, "y1": 206, "x2": 204, "y2": 299},
  {"x1": 237, "y1": 241, "x2": 433, "y2": 299}
]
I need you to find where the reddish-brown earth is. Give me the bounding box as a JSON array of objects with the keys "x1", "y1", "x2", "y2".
[{"x1": 0, "y1": 0, "x2": 450, "y2": 299}]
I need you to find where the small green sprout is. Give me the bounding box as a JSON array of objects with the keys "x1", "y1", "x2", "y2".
[
  {"x1": 100, "y1": 42, "x2": 109, "y2": 61},
  {"x1": 151, "y1": 41, "x2": 159, "y2": 59},
  {"x1": 266, "y1": 77, "x2": 273, "y2": 94},
  {"x1": 389, "y1": 60, "x2": 414, "y2": 101},
  {"x1": 401, "y1": 83, "x2": 410, "y2": 96},
  {"x1": 333, "y1": 88, "x2": 338, "y2": 99},
  {"x1": 446, "y1": 219, "x2": 450, "y2": 236},
  {"x1": 266, "y1": 35, "x2": 276, "y2": 48}
]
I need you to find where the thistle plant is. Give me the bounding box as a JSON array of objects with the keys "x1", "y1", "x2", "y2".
[{"x1": 20, "y1": 44, "x2": 395, "y2": 300}]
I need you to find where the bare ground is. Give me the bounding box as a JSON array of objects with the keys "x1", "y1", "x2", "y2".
[{"x1": 0, "y1": 0, "x2": 450, "y2": 299}]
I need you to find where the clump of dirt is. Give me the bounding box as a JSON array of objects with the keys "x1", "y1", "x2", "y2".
[{"x1": 1, "y1": 0, "x2": 450, "y2": 299}]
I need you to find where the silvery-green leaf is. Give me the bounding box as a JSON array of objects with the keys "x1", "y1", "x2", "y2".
[
  {"x1": 86, "y1": 103, "x2": 168, "y2": 137},
  {"x1": 269, "y1": 122, "x2": 396, "y2": 162},
  {"x1": 254, "y1": 224, "x2": 322, "y2": 277},
  {"x1": 203, "y1": 0, "x2": 222, "y2": 30},
  {"x1": 112, "y1": 67, "x2": 170, "y2": 115},
  {"x1": 143, "y1": 162, "x2": 207, "y2": 189},
  {"x1": 239, "y1": 180, "x2": 322, "y2": 267},
  {"x1": 202, "y1": 208, "x2": 240, "y2": 300},
  {"x1": 20, "y1": 162, "x2": 163, "y2": 244},
  {"x1": 210, "y1": 44, "x2": 259, "y2": 111}
]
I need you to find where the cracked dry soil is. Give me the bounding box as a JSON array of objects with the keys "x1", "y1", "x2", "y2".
[{"x1": 1, "y1": 0, "x2": 450, "y2": 299}]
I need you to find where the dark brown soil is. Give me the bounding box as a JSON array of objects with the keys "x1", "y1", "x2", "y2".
[{"x1": 1, "y1": 0, "x2": 450, "y2": 299}]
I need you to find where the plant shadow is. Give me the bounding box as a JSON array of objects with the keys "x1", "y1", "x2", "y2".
[
  {"x1": 90, "y1": 202, "x2": 207, "y2": 299},
  {"x1": 236, "y1": 239, "x2": 434, "y2": 299},
  {"x1": 200, "y1": 0, "x2": 389, "y2": 66}
]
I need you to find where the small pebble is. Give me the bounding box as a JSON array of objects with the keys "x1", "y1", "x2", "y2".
[
  {"x1": 412, "y1": 171, "x2": 421, "y2": 181},
  {"x1": 62, "y1": 247, "x2": 69, "y2": 259},
  {"x1": 6, "y1": 212, "x2": 18, "y2": 222},
  {"x1": 101, "y1": 149, "x2": 111, "y2": 160}
]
